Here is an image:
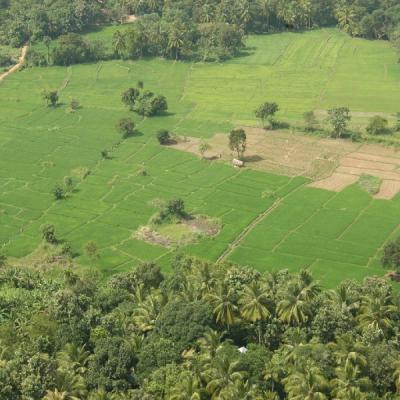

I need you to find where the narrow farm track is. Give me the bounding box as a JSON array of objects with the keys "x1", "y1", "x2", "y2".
[
  {"x1": 217, "y1": 197, "x2": 284, "y2": 263},
  {"x1": 0, "y1": 45, "x2": 28, "y2": 82}
]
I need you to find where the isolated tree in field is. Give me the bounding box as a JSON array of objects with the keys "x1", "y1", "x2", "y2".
[
  {"x1": 84, "y1": 241, "x2": 99, "y2": 260},
  {"x1": 151, "y1": 95, "x2": 168, "y2": 115},
  {"x1": 366, "y1": 116, "x2": 390, "y2": 135},
  {"x1": 199, "y1": 141, "x2": 211, "y2": 158},
  {"x1": 42, "y1": 90, "x2": 59, "y2": 107},
  {"x1": 382, "y1": 237, "x2": 400, "y2": 273},
  {"x1": 255, "y1": 102, "x2": 279, "y2": 128},
  {"x1": 117, "y1": 118, "x2": 135, "y2": 138},
  {"x1": 303, "y1": 110, "x2": 318, "y2": 131},
  {"x1": 157, "y1": 129, "x2": 171, "y2": 145},
  {"x1": 53, "y1": 184, "x2": 65, "y2": 200},
  {"x1": 327, "y1": 107, "x2": 351, "y2": 138},
  {"x1": 41, "y1": 224, "x2": 57, "y2": 244},
  {"x1": 112, "y1": 30, "x2": 127, "y2": 58},
  {"x1": 122, "y1": 87, "x2": 140, "y2": 110},
  {"x1": 229, "y1": 129, "x2": 247, "y2": 159},
  {"x1": 166, "y1": 198, "x2": 185, "y2": 217}
]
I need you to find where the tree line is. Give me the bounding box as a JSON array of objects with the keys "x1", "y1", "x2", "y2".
[
  {"x1": 0, "y1": 243, "x2": 400, "y2": 399},
  {"x1": 1, "y1": 1, "x2": 400, "y2": 61}
]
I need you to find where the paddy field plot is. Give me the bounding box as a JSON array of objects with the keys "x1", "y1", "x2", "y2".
[{"x1": 0, "y1": 27, "x2": 399, "y2": 286}]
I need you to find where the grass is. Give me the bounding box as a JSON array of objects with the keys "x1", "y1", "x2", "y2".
[{"x1": 0, "y1": 27, "x2": 399, "y2": 287}]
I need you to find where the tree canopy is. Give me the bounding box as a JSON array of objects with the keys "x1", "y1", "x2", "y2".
[{"x1": 0, "y1": 254, "x2": 399, "y2": 399}]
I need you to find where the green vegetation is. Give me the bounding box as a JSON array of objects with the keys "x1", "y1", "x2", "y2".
[
  {"x1": 2, "y1": 0, "x2": 400, "y2": 49},
  {"x1": 229, "y1": 128, "x2": 247, "y2": 160},
  {"x1": 41, "y1": 90, "x2": 59, "y2": 107},
  {"x1": 0, "y1": 257, "x2": 399, "y2": 398},
  {"x1": 328, "y1": 107, "x2": 352, "y2": 138},
  {"x1": 382, "y1": 237, "x2": 400, "y2": 273},
  {"x1": 0, "y1": 27, "x2": 399, "y2": 285},
  {"x1": 122, "y1": 84, "x2": 168, "y2": 117},
  {"x1": 366, "y1": 115, "x2": 391, "y2": 135},
  {"x1": 117, "y1": 118, "x2": 136, "y2": 139},
  {"x1": 157, "y1": 130, "x2": 172, "y2": 145},
  {"x1": 255, "y1": 102, "x2": 280, "y2": 129},
  {"x1": 1, "y1": 1, "x2": 400, "y2": 396}
]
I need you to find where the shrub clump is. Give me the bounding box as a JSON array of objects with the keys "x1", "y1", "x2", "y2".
[
  {"x1": 122, "y1": 84, "x2": 168, "y2": 117},
  {"x1": 157, "y1": 130, "x2": 171, "y2": 145},
  {"x1": 151, "y1": 198, "x2": 186, "y2": 225},
  {"x1": 366, "y1": 116, "x2": 391, "y2": 135}
]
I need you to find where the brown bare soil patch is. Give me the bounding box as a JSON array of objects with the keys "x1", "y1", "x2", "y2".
[
  {"x1": 124, "y1": 15, "x2": 137, "y2": 23},
  {"x1": 346, "y1": 152, "x2": 400, "y2": 166},
  {"x1": 336, "y1": 166, "x2": 400, "y2": 181},
  {"x1": 171, "y1": 128, "x2": 359, "y2": 180},
  {"x1": 135, "y1": 226, "x2": 173, "y2": 247},
  {"x1": 309, "y1": 173, "x2": 359, "y2": 191},
  {"x1": 135, "y1": 215, "x2": 221, "y2": 248},
  {"x1": 374, "y1": 180, "x2": 400, "y2": 200},
  {"x1": 340, "y1": 156, "x2": 397, "y2": 171},
  {"x1": 171, "y1": 127, "x2": 400, "y2": 198}
]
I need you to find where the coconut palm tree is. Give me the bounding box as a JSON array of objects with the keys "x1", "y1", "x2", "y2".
[
  {"x1": 199, "y1": 3, "x2": 215, "y2": 23},
  {"x1": 331, "y1": 355, "x2": 371, "y2": 399},
  {"x1": 357, "y1": 295, "x2": 397, "y2": 335},
  {"x1": 132, "y1": 291, "x2": 167, "y2": 332},
  {"x1": 56, "y1": 343, "x2": 90, "y2": 374},
  {"x1": 334, "y1": 2, "x2": 358, "y2": 35},
  {"x1": 278, "y1": 270, "x2": 320, "y2": 325},
  {"x1": 298, "y1": 269, "x2": 321, "y2": 301},
  {"x1": 191, "y1": 262, "x2": 217, "y2": 298},
  {"x1": 167, "y1": 26, "x2": 185, "y2": 60},
  {"x1": 42, "y1": 389, "x2": 73, "y2": 400},
  {"x1": 112, "y1": 30, "x2": 127, "y2": 58},
  {"x1": 203, "y1": 351, "x2": 247, "y2": 399},
  {"x1": 219, "y1": 379, "x2": 261, "y2": 400},
  {"x1": 328, "y1": 284, "x2": 359, "y2": 315},
  {"x1": 283, "y1": 366, "x2": 328, "y2": 400},
  {"x1": 239, "y1": 281, "x2": 271, "y2": 343},
  {"x1": 88, "y1": 388, "x2": 108, "y2": 400},
  {"x1": 392, "y1": 360, "x2": 400, "y2": 394},
  {"x1": 168, "y1": 375, "x2": 202, "y2": 400},
  {"x1": 206, "y1": 284, "x2": 238, "y2": 328},
  {"x1": 197, "y1": 328, "x2": 229, "y2": 359},
  {"x1": 53, "y1": 370, "x2": 87, "y2": 399},
  {"x1": 277, "y1": 283, "x2": 310, "y2": 325}
]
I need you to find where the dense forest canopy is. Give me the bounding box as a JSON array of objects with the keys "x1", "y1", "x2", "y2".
[
  {"x1": 1, "y1": 0, "x2": 400, "y2": 48},
  {"x1": 0, "y1": 256, "x2": 400, "y2": 399}
]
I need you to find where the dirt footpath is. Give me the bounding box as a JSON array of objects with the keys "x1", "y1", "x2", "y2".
[{"x1": 0, "y1": 45, "x2": 28, "y2": 82}]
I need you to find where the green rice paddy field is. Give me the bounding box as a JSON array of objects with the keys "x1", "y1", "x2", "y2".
[{"x1": 0, "y1": 27, "x2": 399, "y2": 287}]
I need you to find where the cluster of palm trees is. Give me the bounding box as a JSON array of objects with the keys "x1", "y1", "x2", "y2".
[
  {"x1": 112, "y1": 0, "x2": 399, "y2": 41},
  {"x1": 1, "y1": 255, "x2": 400, "y2": 399}
]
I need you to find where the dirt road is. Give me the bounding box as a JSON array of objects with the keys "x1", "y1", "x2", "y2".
[{"x1": 0, "y1": 45, "x2": 28, "y2": 82}]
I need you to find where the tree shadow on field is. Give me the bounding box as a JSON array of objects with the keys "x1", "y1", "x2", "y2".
[
  {"x1": 243, "y1": 154, "x2": 264, "y2": 163},
  {"x1": 271, "y1": 120, "x2": 290, "y2": 130},
  {"x1": 154, "y1": 111, "x2": 176, "y2": 118},
  {"x1": 235, "y1": 46, "x2": 257, "y2": 59},
  {"x1": 125, "y1": 130, "x2": 144, "y2": 138}
]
